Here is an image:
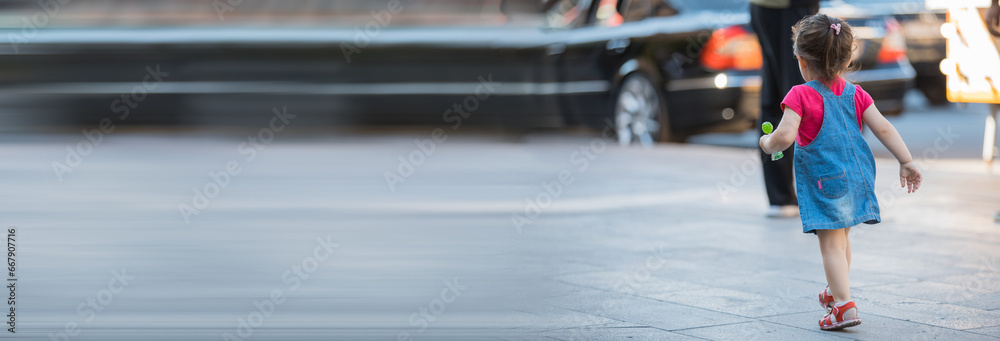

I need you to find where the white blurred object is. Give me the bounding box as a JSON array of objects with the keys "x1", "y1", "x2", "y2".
[
  {"x1": 938, "y1": 4, "x2": 1000, "y2": 165},
  {"x1": 926, "y1": 0, "x2": 990, "y2": 10},
  {"x1": 939, "y1": 7, "x2": 1000, "y2": 97}
]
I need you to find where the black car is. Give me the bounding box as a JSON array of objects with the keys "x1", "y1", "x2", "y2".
[{"x1": 0, "y1": 0, "x2": 913, "y2": 144}]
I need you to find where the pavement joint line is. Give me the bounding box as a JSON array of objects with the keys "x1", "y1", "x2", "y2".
[
  {"x1": 751, "y1": 310, "x2": 822, "y2": 319},
  {"x1": 549, "y1": 277, "x2": 858, "y2": 322},
  {"x1": 965, "y1": 328, "x2": 1000, "y2": 339},
  {"x1": 741, "y1": 318, "x2": 868, "y2": 340},
  {"x1": 671, "y1": 319, "x2": 860, "y2": 340},
  {"x1": 560, "y1": 275, "x2": 1000, "y2": 338},
  {"x1": 550, "y1": 306, "x2": 692, "y2": 337},
  {"x1": 557, "y1": 306, "x2": 644, "y2": 325},
  {"x1": 665, "y1": 320, "x2": 759, "y2": 333},
  {"x1": 530, "y1": 319, "x2": 648, "y2": 333},
  {"x1": 617, "y1": 323, "x2": 716, "y2": 341},
  {"x1": 762, "y1": 310, "x2": 988, "y2": 337}
]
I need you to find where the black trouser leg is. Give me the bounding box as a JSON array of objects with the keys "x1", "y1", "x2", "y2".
[{"x1": 750, "y1": 3, "x2": 817, "y2": 206}]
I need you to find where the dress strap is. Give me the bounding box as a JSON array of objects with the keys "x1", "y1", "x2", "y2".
[
  {"x1": 841, "y1": 81, "x2": 856, "y2": 99},
  {"x1": 804, "y1": 79, "x2": 853, "y2": 98},
  {"x1": 804, "y1": 80, "x2": 833, "y2": 97}
]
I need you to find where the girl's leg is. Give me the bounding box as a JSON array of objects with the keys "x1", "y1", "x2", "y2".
[
  {"x1": 817, "y1": 229, "x2": 851, "y2": 302},
  {"x1": 845, "y1": 227, "x2": 852, "y2": 270}
]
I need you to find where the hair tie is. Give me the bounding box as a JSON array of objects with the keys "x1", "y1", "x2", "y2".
[{"x1": 830, "y1": 23, "x2": 841, "y2": 35}]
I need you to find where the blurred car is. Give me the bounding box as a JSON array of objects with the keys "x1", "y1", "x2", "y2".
[
  {"x1": 594, "y1": 0, "x2": 917, "y2": 143},
  {"x1": 0, "y1": 0, "x2": 913, "y2": 144}
]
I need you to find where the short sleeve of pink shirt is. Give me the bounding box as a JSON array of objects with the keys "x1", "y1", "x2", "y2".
[{"x1": 780, "y1": 77, "x2": 874, "y2": 147}]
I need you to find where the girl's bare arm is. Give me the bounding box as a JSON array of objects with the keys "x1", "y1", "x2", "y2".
[
  {"x1": 862, "y1": 104, "x2": 912, "y2": 164},
  {"x1": 863, "y1": 104, "x2": 922, "y2": 192},
  {"x1": 760, "y1": 107, "x2": 801, "y2": 154}
]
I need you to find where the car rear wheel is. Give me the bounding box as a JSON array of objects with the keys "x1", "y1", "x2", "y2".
[{"x1": 614, "y1": 73, "x2": 671, "y2": 146}]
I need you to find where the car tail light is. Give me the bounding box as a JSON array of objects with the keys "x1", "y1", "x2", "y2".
[
  {"x1": 701, "y1": 25, "x2": 763, "y2": 71},
  {"x1": 877, "y1": 17, "x2": 907, "y2": 64}
]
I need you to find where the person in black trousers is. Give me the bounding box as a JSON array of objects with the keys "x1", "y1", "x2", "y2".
[{"x1": 750, "y1": 0, "x2": 819, "y2": 218}]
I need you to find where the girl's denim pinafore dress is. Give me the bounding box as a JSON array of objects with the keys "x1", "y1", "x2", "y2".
[{"x1": 794, "y1": 80, "x2": 880, "y2": 234}]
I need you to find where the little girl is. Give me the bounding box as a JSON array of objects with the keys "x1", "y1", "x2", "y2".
[{"x1": 759, "y1": 14, "x2": 923, "y2": 330}]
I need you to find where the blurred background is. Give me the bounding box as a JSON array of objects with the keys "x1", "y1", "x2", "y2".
[
  {"x1": 3, "y1": 0, "x2": 998, "y2": 340},
  {"x1": 0, "y1": 0, "x2": 947, "y2": 138}
]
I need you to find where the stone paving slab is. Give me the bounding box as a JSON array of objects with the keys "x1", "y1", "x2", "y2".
[
  {"x1": 761, "y1": 261, "x2": 920, "y2": 289},
  {"x1": 850, "y1": 249, "x2": 982, "y2": 281},
  {"x1": 851, "y1": 289, "x2": 1000, "y2": 330},
  {"x1": 548, "y1": 288, "x2": 752, "y2": 331},
  {"x1": 643, "y1": 287, "x2": 816, "y2": 318},
  {"x1": 4, "y1": 132, "x2": 999, "y2": 340},
  {"x1": 516, "y1": 305, "x2": 646, "y2": 331},
  {"x1": 674, "y1": 320, "x2": 849, "y2": 341},
  {"x1": 698, "y1": 271, "x2": 832, "y2": 300},
  {"x1": 761, "y1": 312, "x2": 1000, "y2": 341},
  {"x1": 862, "y1": 281, "x2": 997, "y2": 310}
]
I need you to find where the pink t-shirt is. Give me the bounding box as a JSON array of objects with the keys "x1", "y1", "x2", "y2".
[{"x1": 780, "y1": 77, "x2": 874, "y2": 147}]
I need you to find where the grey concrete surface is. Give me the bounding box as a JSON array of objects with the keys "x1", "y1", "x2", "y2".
[{"x1": 1, "y1": 112, "x2": 998, "y2": 340}]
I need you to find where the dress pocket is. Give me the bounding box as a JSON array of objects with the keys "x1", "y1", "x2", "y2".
[{"x1": 819, "y1": 172, "x2": 849, "y2": 199}]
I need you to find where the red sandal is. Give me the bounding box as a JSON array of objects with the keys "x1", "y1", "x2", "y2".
[
  {"x1": 819, "y1": 286, "x2": 834, "y2": 312},
  {"x1": 819, "y1": 300, "x2": 861, "y2": 331}
]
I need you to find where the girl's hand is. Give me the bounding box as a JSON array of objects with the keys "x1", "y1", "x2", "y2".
[
  {"x1": 900, "y1": 162, "x2": 922, "y2": 193},
  {"x1": 759, "y1": 135, "x2": 771, "y2": 154}
]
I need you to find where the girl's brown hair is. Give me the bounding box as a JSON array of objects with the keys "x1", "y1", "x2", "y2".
[{"x1": 791, "y1": 14, "x2": 854, "y2": 81}]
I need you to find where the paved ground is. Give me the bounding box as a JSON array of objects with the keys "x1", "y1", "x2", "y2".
[{"x1": 2, "y1": 100, "x2": 999, "y2": 340}]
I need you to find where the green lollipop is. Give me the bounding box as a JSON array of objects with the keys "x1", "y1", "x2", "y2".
[{"x1": 762, "y1": 122, "x2": 784, "y2": 161}]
